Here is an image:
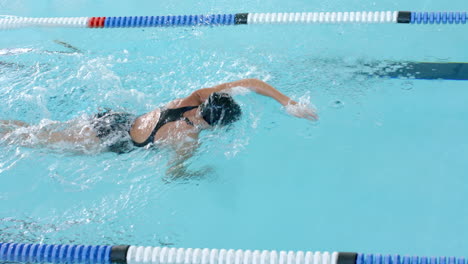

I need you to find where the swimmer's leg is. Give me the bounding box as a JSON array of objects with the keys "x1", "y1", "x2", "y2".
[
  {"x1": 0, "y1": 120, "x2": 29, "y2": 127},
  {"x1": 0, "y1": 120, "x2": 29, "y2": 136},
  {"x1": 36, "y1": 122, "x2": 100, "y2": 152},
  {"x1": 1, "y1": 120, "x2": 101, "y2": 153}
]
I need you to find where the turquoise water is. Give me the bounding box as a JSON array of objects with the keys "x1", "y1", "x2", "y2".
[{"x1": 1, "y1": 0, "x2": 468, "y2": 258}]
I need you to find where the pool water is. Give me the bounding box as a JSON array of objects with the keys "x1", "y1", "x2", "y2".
[{"x1": 1, "y1": 0, "x2": 468, "y2": 258}]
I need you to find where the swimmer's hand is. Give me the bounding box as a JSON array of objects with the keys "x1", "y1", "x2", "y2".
[
  {"x1": 166, "y1": 164, "x2": 214, "y2": 180},
  {"x1": 166, "y1": 133, "x2": 204, "y2": 179},
  {"x1": 284, "y1": 101, "x2": 318, "y2": 121}
]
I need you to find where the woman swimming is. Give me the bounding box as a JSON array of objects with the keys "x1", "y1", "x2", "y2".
[{"x1": 0, "y1": 79, "x2": 317, "y2": 176}]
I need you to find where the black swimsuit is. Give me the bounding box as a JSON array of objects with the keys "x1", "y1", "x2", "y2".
[
  {"x1": 132, "y1": 106, "x2": 198, "y2": 147},
  {"x1": 92, "y1": 106, "x2": 197, "y2": 153},
  {"x1": 91, "y1": 110, "x2": 136, "y2": 154}
]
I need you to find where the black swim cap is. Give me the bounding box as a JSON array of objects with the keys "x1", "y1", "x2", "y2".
[{"x1": 200, "y1": 93, "x2": 242, "y2": 126}]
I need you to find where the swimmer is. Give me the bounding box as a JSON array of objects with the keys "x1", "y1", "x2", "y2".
[
  {"x1": 0, "y1": 79, "x2": 318, "y2": 177},
  {"x1": 0, "y1": 40, "x2": 82, "y2": 56},
  {"x1": 0, "y1": 40, "x2": 82, "y2": 69}
]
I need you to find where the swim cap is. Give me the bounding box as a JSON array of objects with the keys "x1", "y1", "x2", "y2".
[{"x1": 200, "y1": 92, "x2": 241, "y2": 126}]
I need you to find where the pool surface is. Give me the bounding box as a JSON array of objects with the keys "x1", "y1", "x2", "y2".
[{"x1": 0, "y1": 0, "x2": 467, "y2": 258}]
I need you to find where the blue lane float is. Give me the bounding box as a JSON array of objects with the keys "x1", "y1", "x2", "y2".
[
  {"x1": 0, "y1": 242, "x2": 466, "y2": 264},
  {"x1": 408, "y1": 11, "x2": 467, "y2": 24},
  {"x1": 357, "y1": 254, "x2": 466, "y2": 264},
  {"x1": 0, "y1": 243, "x2": 112, "y2": 264}
]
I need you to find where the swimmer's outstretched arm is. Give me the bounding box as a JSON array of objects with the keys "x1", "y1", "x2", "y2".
[
  {"x1": 183, "y1": 79, "x2": 318, "y2": 121},
  {"x1": 195, "y1": 79, "x2": 292, "y2": 105}
]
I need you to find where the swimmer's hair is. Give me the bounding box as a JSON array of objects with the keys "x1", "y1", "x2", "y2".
[{"x1": 200, "y1": 92, "x2": 242, "y2": 126}]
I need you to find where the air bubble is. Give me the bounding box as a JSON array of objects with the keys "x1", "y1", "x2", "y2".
[
  {"x1": 401, "y1": 81, "x2": 413, "y2": 90},
  {"x1": 330, "y1": 100, "x2": 344, "y2": 109}
]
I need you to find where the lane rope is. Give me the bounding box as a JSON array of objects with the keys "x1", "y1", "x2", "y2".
[
  {"x1": 0, "y1": 11, "x2": 466, "y2": 29},
  {"x1": 0, "y1": 243, "x2": 466, "y2": 264}
]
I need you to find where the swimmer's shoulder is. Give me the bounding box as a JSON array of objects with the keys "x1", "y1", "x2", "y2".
[{"x1": 129, "y1": 108, "x2": 161, "y2": 142}]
